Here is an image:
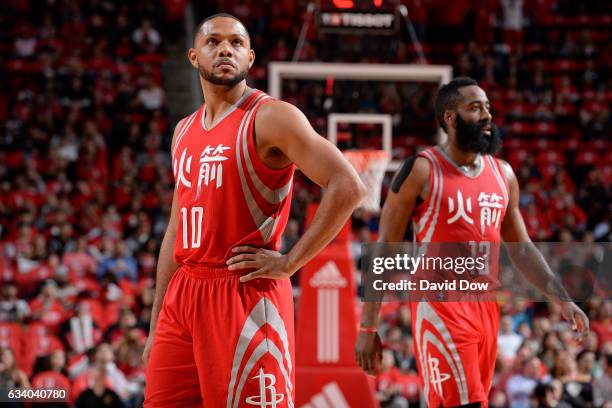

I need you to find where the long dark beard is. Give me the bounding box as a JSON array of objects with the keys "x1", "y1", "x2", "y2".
[
  {"x1": 201, "y1": 66, "x2": 248, "y2": 86},
  {"x1": 455, "y1": 114, "x2": 502, "y2": 155}
]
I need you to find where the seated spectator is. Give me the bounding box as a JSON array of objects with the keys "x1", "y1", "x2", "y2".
[
  {"x1": 93, "y1": 343, "x2": 141, "y2": 403},
  {"x1": 74, "y1": 363, "x2": 124, "y2": 408},
  {"x1": 539, "y1": 331, "x2": 563, "y2": 370},
  {"x1": 552, "y1": 350, "x2": 595, "y2": 407},
  {"x1": 0, "y1": 282, "x2": 30, "y2": 322},
  {"x1": 593, "y1": 353, "x2": 612, "y2": 407},
  {"x1": 532, "y1": 381, "x2": 572, "y2": 408},
  {"x1": 60, "y1": 302, "x2": 103, "y2": 354},
  {"x1": 136, "y1": 77, "x2": 165, "y2": 111},
  {"x1": 0, "y1": 346, "x2": 30, "y2": 389},
  {"x1": 13, "y1": 26, "x2": 37, "y2": 59},
  {"x1": 29, "y1": 280, "x2": 67, "y2": 333},
  {"x1": 576, "y1": 350, "x2": 596, "y2": 379},
  {"x1": 376, "y1": 348, "x2": 409, "y2": 408},
  {"x1": 499, "y1": 314, "x2": 524, "y2": 361},
  {"x1": 395, "y1": 336, "x2": 417, "y2": 374},
  {"x1": 114, "y1": 327, "x2": 146, "y2": 381},
  {"x1": 507, "y1": 356, "x2": 547, "y2": 408},
  {"x1": 31, "y1": 350, "x2": 70, "y2": 403},
  {"x1": 132, "y1": 19, "x2": 161, "y2": 53},
  {"x1": 61, "y1": 238, "x2": 97, "y2": 280},
  {"x1": 490, "y1": 390, "x2": 508, "y2": 408},
  {"x1": 106, "y1": 309, "x2": 146, "y2": 346},
  {"x1": 98, "y1": 241, "x2": 138, "y2": 282},
  {"x1": 591, "y1": 300, "x2": 611, "y2": 346}
]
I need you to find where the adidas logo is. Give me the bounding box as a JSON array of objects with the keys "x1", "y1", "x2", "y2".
[
  {"x1": 309, "y1": 261, "x2": 347, "y2": 289},
  {"x1": 300, "y1": 382, "x2": 349, "y2": 408}
]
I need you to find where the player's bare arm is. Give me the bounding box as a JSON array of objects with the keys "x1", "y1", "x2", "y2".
[
  {"x1": 142, "y1": 121, "x2": 182, "y2": 365},
  {"x1": 226, "y1": 100, "x2": 367, "y2": 282},
  {"x1": 355, "y1": 156, "x2": 429, "y2": 374},
  {"x1": 499, "y1": 160, "x2": 589, "y2": 338}
]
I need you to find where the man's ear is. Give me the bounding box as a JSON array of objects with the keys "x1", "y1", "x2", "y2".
[
  {"x1": 248, "y1": 49, "x2": 255, "y2": 69},
  {"x1": 187, "y1": 48, "x2": 198, "y2": 69},
  {"x1": 444, "y1": 110, "x2": 456, "y2": 130}
]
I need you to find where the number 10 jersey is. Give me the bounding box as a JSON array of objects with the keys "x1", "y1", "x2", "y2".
[{"x1": 171, "y1": 89, "x2": 294, "y2": 268}]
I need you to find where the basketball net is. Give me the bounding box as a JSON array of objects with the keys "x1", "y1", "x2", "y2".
[{"x1": 343, "y1": 150, "x2": 390, "y2": 213}]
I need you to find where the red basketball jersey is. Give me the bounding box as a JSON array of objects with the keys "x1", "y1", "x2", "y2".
[
  {"x1": 409, "y1": 146, "x2": 510, "y2": 407},
  {"x1": 412, "y1": 146, "x2": 509, "y2": 244},
  {"x1": 171, "y1": 89, "x2": 294, "y2": 267}
]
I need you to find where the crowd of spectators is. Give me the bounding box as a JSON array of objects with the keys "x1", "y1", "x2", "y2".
[
  {"x1": 0, "y1": 0, "x2": 609, "y2": 407},
  {"x1": 0, "y1": 0, "x2": 187, "y2": 406}
]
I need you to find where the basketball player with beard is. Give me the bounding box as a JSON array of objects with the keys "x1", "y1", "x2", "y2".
[
  {"x1": 356, "y1": 77, "x2": 588, "y2": 407},
  {"x1": 142, "y1": 14, "x2": 366, "y2": 407}
]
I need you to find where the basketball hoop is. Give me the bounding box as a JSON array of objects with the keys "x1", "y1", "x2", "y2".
[{"x1": 343, "y1": 149, "x2": 390, "y2": 213}]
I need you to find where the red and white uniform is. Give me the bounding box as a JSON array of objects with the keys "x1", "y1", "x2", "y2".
[
  {"x1": 410, "y1": 146, "x2": 509, "y2": 407},
  {"x1": 145, "y1": 89, "x2": 295, "y2": 408}
]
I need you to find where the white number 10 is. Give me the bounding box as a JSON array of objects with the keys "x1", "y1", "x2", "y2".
[{"x1": 181, "y1": 206, "x2": 203, "y2": 249}]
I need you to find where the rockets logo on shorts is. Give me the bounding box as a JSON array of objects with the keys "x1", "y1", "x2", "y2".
[
  {"x1": 226, "y1": 297, "x2": 294, "y2": 408},
  {"x1": 427, "y1": 355, "x2": 451, "y2": 398},
  {"x1": 414, "y1": 301, "x2": 469, "y2": 405},
  {"x1": 245, "y1": 369, "x2": 285, "y2": 407}
]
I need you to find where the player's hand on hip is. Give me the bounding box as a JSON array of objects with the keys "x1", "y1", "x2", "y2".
[
  {"x1": 355, "y1": 331, "x2": 383, "y2": 375},
  {"x1": 227, "y1": 246, "x2": 294, "y2": 282},
  {"x1": 558, "y1": 301, "x2": 589, "y2": 339}
]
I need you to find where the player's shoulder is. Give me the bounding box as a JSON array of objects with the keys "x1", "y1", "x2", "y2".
[
  {"x1": 490, "y1": 156, "x2": 515, "y2": 182},
  {"x1": 175, "y1": 109, "x2": 200, "y2": 133},
  {"x1": 256, "y1": 99, "x2": 302, "y2": 121},
  {"x1": 254, "y1": 99, "x2": 310, "y2": 139},
  {"x1": 170, "y1": 109, "x2": 200, "y2": 147},
  {"x1": 390, "y1": 153, "x2": 430, "y2": 194}
]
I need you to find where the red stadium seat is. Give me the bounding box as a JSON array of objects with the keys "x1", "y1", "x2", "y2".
[
  {"x1": 536, "y1": 150, "x2": 566, "y2": 165},
  {"x1": 574, "y1": 150, "x2": 601, "y2": 166},
  {"x1": 507, "y1": 149, "x2": 529, "y2": 168}
]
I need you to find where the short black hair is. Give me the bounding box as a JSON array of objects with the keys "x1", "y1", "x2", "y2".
[
  {"x1": 434, "y1": 76, "x2": 479, "y2": 132},
  {"x1": 194, "y1": 13, "x2": 250, "y2": 45},
  {"x1": 533, "y1": 382, "x2": 554, "y2": 399}
]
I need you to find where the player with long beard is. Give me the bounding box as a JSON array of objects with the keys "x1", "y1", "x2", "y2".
[{"x1": 356, "y1": 77, "x2": 588, "y2": 407}]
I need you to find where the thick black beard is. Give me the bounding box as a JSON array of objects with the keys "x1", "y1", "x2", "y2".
[
  {"x1": 455, "y1": 114, "x2": 502, "y2": 155},
  {"x1": 201, "y1": 66, "x2": 248, "y2": 86}
]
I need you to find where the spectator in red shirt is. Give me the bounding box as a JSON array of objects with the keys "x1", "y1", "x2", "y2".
[
  {"x1": 31, "y1": 349, "x2": 71, "y2": 402},
  {"x1": 591, "y1": 300, "x2": 612, "y2": 347},
  {"x1": 29, "y1": 280, "x2": 66, "y2": 333}
]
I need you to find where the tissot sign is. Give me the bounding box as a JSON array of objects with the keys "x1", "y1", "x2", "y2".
[{"x1": 317, "y1": 0, "x2": 399, "y2": 34}]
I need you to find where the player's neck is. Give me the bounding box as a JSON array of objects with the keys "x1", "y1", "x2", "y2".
[
  {"x1": 443, "y1": 143, "x2": 479, "y2": 167},
  {"x1": 201, "y1": 81, "x2": 248, "y2": 123}
]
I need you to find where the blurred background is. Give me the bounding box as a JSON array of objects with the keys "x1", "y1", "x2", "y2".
[{"x1": 0, "y1": 0, "x2": 610, "y2": 407}]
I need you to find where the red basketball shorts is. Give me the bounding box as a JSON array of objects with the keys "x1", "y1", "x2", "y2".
[
  {"x1": 144, "y1": 265, "x2": 295, "y2": 407},
  {"x1": 410, "y1": 301, "x2": 499, "y2": 408}
]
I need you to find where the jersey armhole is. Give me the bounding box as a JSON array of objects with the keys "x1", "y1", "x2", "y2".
[
  {"x1": 412, "y1": 151, "x2": 437, "y2": 220},
  {"x1": 248, "y1": 98, "x2": 296, "y2": 178},
  {"x1": 391, "y1": 153, "x2": 430, "y2": 208},
  {"x1": 171, "y1": 111, "x2": 198, "y2": 158},
  {"x1": 391, "y1": 154, "x2": 417, "y2": 193},
  {"x1": 491, "y1": 157, "x2": 511, "y2": 196}
]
